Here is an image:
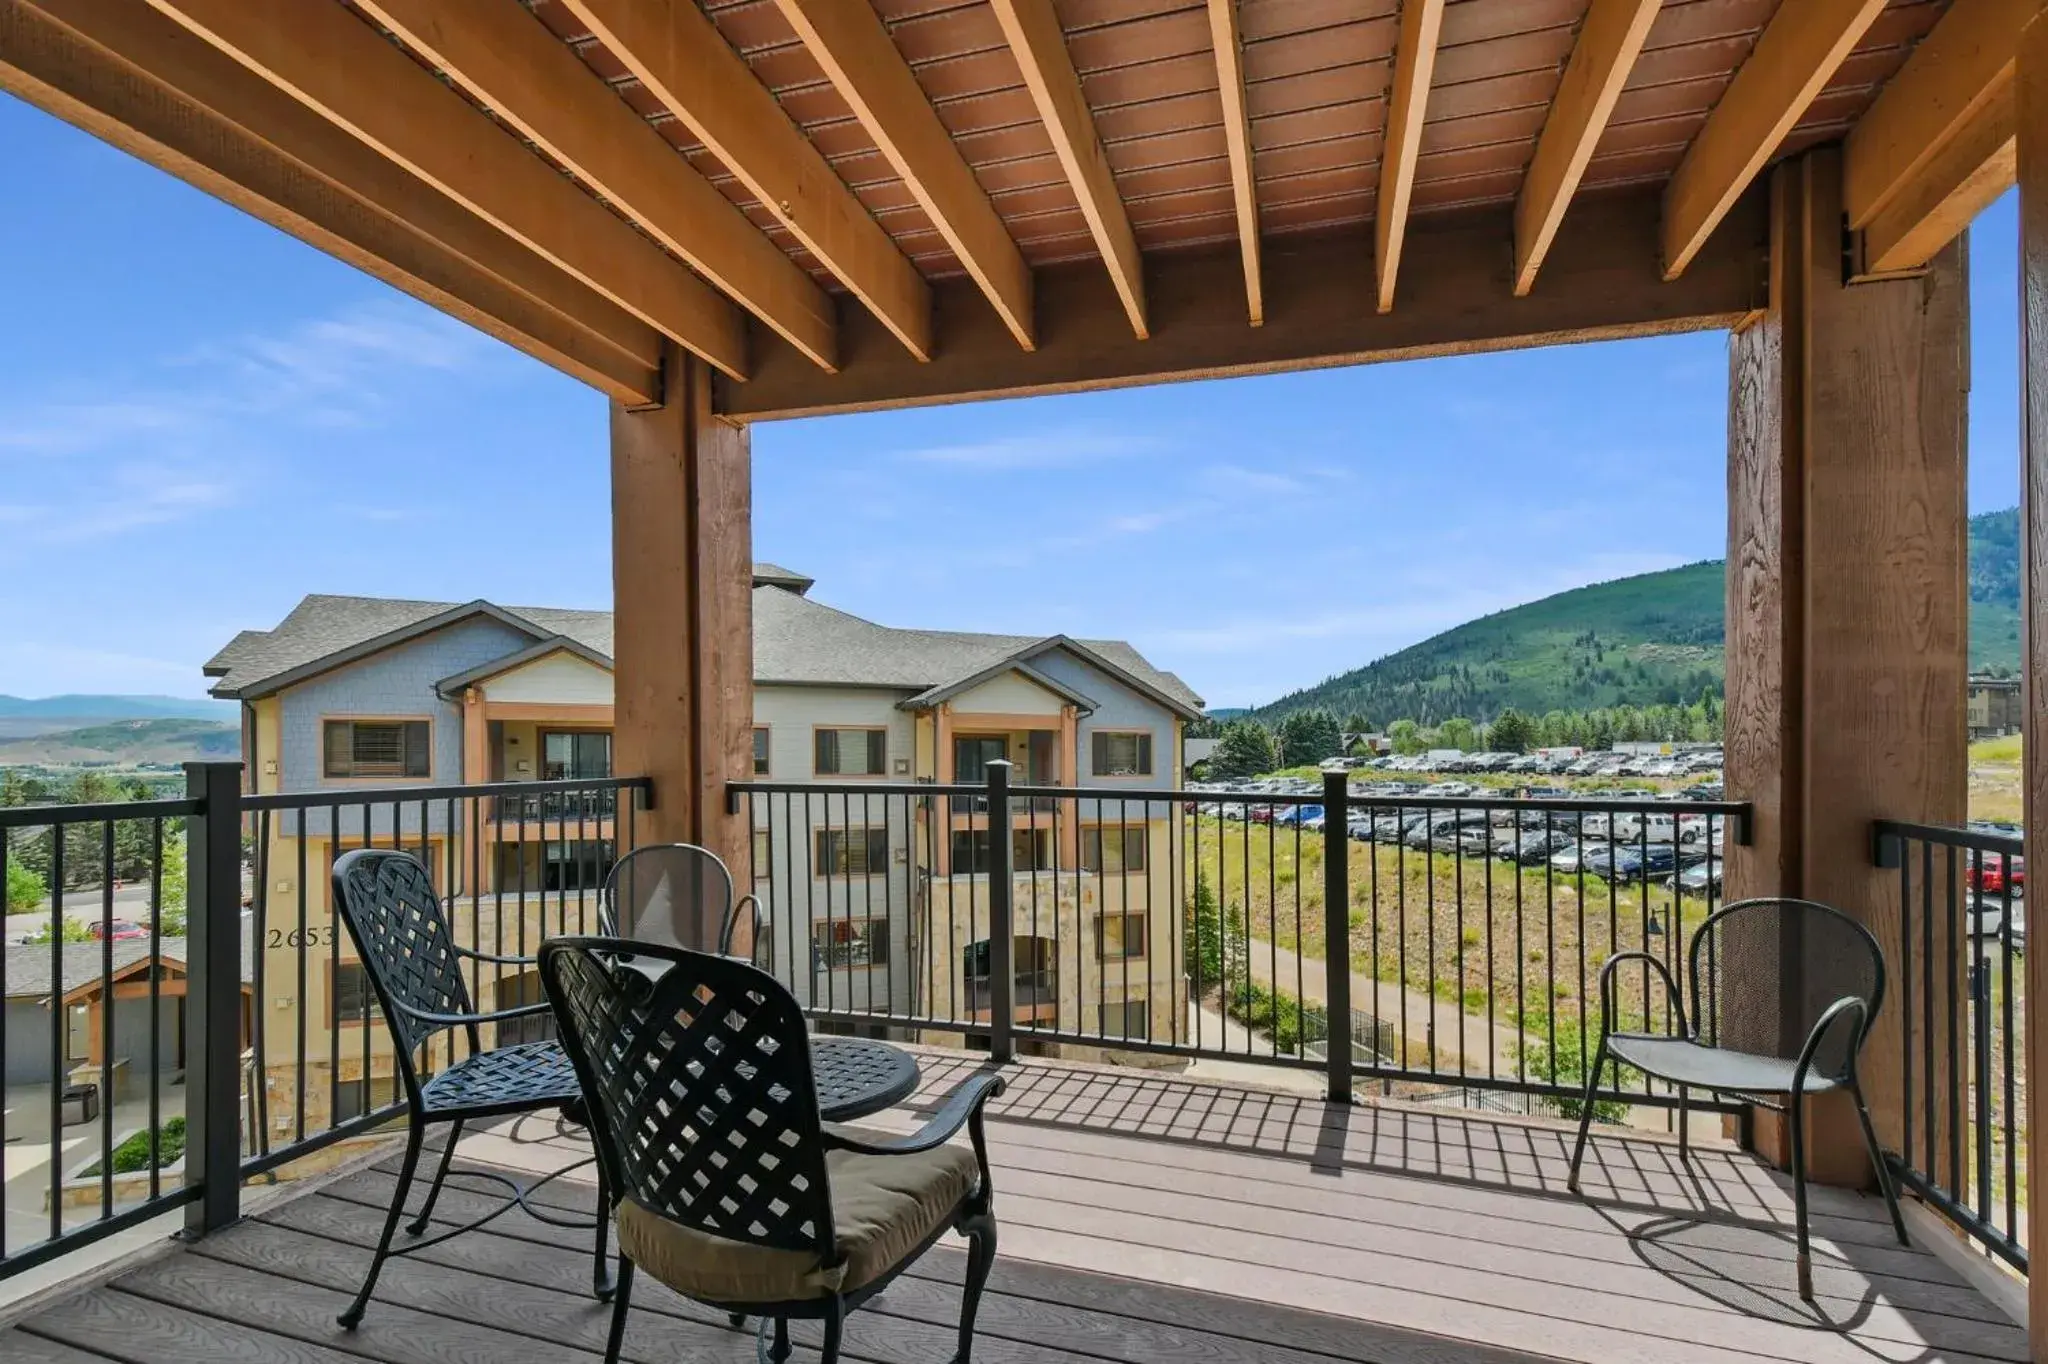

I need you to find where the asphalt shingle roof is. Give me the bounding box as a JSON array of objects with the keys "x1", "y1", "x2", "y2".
[
  {"x1": 4, "y1": 922, "x2": 255, "y2": 1001},
  {"x1": 207, "y1": 572, "x2": 1203, "y2": 714}
]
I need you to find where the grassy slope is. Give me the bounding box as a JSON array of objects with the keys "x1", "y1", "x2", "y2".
[
  {"x1": 0, "y1": 718, "x2": 239, "y2": 765},
  {"x1": 1255, "y1": 508, "x2": 2021, "y2": 725}
]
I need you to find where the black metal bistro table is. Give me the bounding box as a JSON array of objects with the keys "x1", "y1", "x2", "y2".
[{"x1": 810, "y1": 1036, "x2": 920, "y2": 1120}]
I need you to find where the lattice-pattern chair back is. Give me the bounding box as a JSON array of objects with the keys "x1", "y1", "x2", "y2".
[
  {"x1": 540, "y1": 937, "x2": 835, "y2": 1259},
  {"x1": 1689, "y1": 897, "x2": 1883, "y2": 1078},
  {"x1": 602, "y1": 844, "x2": 735, "y2": 952},
  {"x1": 332, "y1": 849, "x2": 476, "y2": 1061}
]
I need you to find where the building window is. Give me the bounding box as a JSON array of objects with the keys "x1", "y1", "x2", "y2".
[
  {"x1": 1098, "y1": 913, "x2": 1147, "y2": 959},
  {"x1": 541, "y1": 730, "x2": 611, "y2": 780},
  {"x1": 335, "y1": 1075, "x2": 395, "y2": 1124},
  {"x1": 1081, "y1": 825, "x2": 1147, "y2": 873},
  {"x1": 814, "y1": 727, "x2": 887, "y2": 776},
  {"x1": 324, "y1": 719, "x2": 431, "y2": 779},
  {"x1": 752, "y1": 827, "x2": 772, "y2": 876},
  {"x1": 812, "y1": 918, "x2": 890, "y2": 968},
  {"x1": 332, "y1": 961, "x2": 384, "y2": 1027},
  {"x1": 330, "y1": 842, "x2": 439, "y2": 890},
  {"x1": 1098, "y1": 998, "x2": 1150, "y2": 1040},
  {"x1": 815, "y1": 827, "x2": 889, "y2": 876},
  {"x1": 1091, "y1": 731, "x2": 1153, "y2": 777},
  {"x1": 949, "y1": 827, "x2": 1053, "y2": 873},
  {"x1": 494, "y1": 969, "x2": 556, "y2": 1047},
  {"x1": 753, "y1": 726, "x2": 771, "y2": 775},
  {"x1": 542, "y1": 839, "x2": 612, "y2": 892},
  {"x1": 953, "y1": 734, "x2": 1008, "y2": 784}
]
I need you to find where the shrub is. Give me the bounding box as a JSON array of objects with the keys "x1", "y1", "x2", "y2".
[{"x1": 83, "y1": 1117, "x2": 187, "y2": 1178}]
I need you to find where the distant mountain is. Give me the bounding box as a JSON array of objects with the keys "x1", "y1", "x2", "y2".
[
  {"x1": 0, "y1": 718, "x2": 240, "y2": 766},
  {"x1": 0, "y1": 694, "x2": 234, "y2": 720},
  {"x1": 1252, "y1": 508, "x2": 2021, "y2": 726}
]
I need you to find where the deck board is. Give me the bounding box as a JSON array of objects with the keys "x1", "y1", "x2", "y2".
[{"x1": 0, "y1": 1055, "x2": 2026, "y2": 1364}]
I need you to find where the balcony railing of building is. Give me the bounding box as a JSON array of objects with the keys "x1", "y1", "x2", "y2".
[
  {"x1": 0, "y1": 765, "x2": 650, "y2": 1284},
  {"x1": 729, "y1": 765, "x2": 1752, "y2": 1123},
  {"x1": 1874, "y1": 818, "x2": 2028, "y2": 1273}
]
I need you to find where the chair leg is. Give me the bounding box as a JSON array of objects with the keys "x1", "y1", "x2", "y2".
[
  {"x1": 768, "y1": 1316, "x2": 791, "y2": 1364},
  {"x1": 339, "y1": 1121, "x2": 425, "y2": 1329},
  {"x1": 592, "y1": 1156, "x2": 615, "y2": 1301},
  {"x1": 602, "y1": 1257, "x2": 635, "y2": 1364},
  {"x1": 1676, "y1": 1085, "x2": 1690, "y2": 1164},
  {"x1": 818, "y1": 1301, "x2": 844, "y2": 1364},
  {"x1": 1567, "y1": 1037, "x2": 1608, "y2": 1194},
  {"x1": 1789, "y1": 1092, "x2": 1813, "y2": 1302},
  {"x1": 1849, "y1": 1076, "x2": 1910, "y2": 1246},
  {"x1": 956, "y1": 1210, "x2": 998, "y2": 1364},
  {"x1": 406, "y1": 1119, "x2": 463, "y2": 1236}
]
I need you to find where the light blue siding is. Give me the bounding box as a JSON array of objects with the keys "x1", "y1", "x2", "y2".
[{"x1": 277, "y1": 616, "x2": 535, "y2": 837}]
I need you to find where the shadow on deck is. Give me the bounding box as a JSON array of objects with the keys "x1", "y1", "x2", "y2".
[{"x1": 0, "y1": 1051, "x2": 2024, "y2": 1364}]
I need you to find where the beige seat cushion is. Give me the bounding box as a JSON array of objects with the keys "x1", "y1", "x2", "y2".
[{"x1": 615, "y1": 1143, "x2": 980, "y2": 1304}]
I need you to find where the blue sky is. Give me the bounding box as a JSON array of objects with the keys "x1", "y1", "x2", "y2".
[{"x1": 0, "y1": 94, "x2": 2023, "y2": 710}]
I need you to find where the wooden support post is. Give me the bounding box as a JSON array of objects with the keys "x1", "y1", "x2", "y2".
[
  {"x1": 2015, "y1": 14, "x2": 2048, "y2": 1352},
  {"x1": 611, "y1": 342, "x2": 754, "y2": 893},
  {"x1": 1724, "y1": 148, "x2": 1968, "y2": 1185}
]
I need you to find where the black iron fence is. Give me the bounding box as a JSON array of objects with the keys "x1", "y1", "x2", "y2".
[
  {"x1": 0, "y1": 764, "x2": 649, "y2": 1283},
  {"x1": 1873, "y1": 819, "x2": 2026, "y2": 1272},
  {"x1": 730, "y1": 767, "x2": 1748, "y2": 1117}
]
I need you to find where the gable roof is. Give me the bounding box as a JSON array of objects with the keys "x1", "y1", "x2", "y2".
[
  {"x1": 5, "y1": 926, "x2": 254, "y2": 1002},
  {"x1": 210, "y1": 572, "x2": 1203, "y2": 715},
  {"x1": 898, "y1": 653, "x2": 1101, "y2": 714},
  {"x1": 433, "y1": 636, "x2": 614, "y2": 697}
]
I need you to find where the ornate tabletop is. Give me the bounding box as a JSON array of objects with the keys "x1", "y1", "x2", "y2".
[{"x1": 810, "y1": 1036, "x2": 920, "y2": 1121}]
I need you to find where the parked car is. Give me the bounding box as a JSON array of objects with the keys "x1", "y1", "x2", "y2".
[
  {"x1": 1971, "y1": 894, "x2": 2027, "y2": 949},
  {"x1": 88, "y1": 919, "x2": 148, "y2": 941},
  {"x1": 1669, "y1": 860, "x2": 1723, "y2": 897},
  {"x1": 1512, "y1": 830, "x2": 1576, "y2": 865},
  {"x1": 1966, "y1": 852, "x2": 2026, "y2": 896},
  {"x1": 1273, "y1": 803, "x2": 1324, "y2": 827}
]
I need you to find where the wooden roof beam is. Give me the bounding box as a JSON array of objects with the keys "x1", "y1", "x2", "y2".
[
  {"x1": 1513, "y1": 0, "x2": 1661, "y2": 296},
  {"x1": 1375, "y1": 0, "x2": 1446, "y2": 313},
  {"x1": 142, "y1": 0, "x2": 747, "y2": 377},
  {"x1": 560, "y1": 0, "x2": 933, "y2": 362},
  {"x1": 1860, "y1": 79, "x2": 2016, "y2": 275},
  {"x1": 774, "y1": 0, "x2": 1032, "y2": 351},
  {"x1": 989, "y1": 0, "x2": 1148, "y2": 339},
  {"x1": 355, "y1": 0, "x2": 838, "y2": 372},
  {"x1": 1662, "y1": 0, "x2": 1887, "y2": 280},
  {"x1": 5, "y1": 0, "x2": 663, "y2": 404},
  {"x1": 1207, "y1": 0, "x2": 1262, "y2": 326},
  {"x1": 1844, "y1": 0, "x2": 2042, "y2": 231}
]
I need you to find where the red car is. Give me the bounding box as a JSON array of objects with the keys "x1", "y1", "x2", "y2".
[
  {"x1": 88, "y1": 919, "x2": 148, "y2": 942},
  {"x1": 1966, "y1": 853, "x2": 2026, "y2": 896}
]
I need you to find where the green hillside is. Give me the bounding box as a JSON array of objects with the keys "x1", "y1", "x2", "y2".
[
  {"x1": 1253, "y1": 508, "x2": 2021, "y2": 726},
  {"x1": 0, "y1": 718, "x2": 239, "y2": 766}
]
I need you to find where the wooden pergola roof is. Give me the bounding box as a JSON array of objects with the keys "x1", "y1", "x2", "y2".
[{"x1": 1, "y1": 0, "x2": 2019, "y2": 418}]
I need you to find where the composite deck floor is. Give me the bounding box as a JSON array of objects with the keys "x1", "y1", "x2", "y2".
[{"x1": 1, "y1": 1052, "x2": 2026, "y2": 1364}]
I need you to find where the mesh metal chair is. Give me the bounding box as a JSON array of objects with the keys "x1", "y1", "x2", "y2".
[
  {"x1": 601, "y1": 842, "x2": 766, "y2": 963},
  {"x1": 330, "y1": 849, "x2": 612, "y2": 1328},
  {"x1": 1566, "y1": 896, "x2": 1909, "y2": 1299},
  {"x1": 539, "y1": 937, "x2": 1002, "y2": 1364}
]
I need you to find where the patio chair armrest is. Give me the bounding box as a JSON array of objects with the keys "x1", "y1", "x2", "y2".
[
  {"x1": 388, "y1": 997, "x2": 555, "y2": 1028},
  {"x1": 823, "y1": 1073, "x2": 1006, "y2": 1157},
  {"x1": 1791, "y1": 995, "x2": 1870, "y2": 1092},
  {"x1": 721, "y1": 893, "x2": 764, "y2": 956},
  {"x1": 450, "y1": 942, "x2": 539, "y2": 967},
  {"x1": 1596, "y1": 951, "x2": 1686, "y2": 1037}
]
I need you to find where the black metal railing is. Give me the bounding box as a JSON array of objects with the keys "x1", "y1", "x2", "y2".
[
  {"x1": 729, "y1": 765, "x2": 1748, "y2": 1118},
  {"x1": 0, "y1": 763, "x2": 650, "y2": 1283},
  {"x1": 1874, "y1": 819, "x2": 2026, "y2": 1272},
  {"x1": 0, "y1": 783, "x2": 207, "y2": 1280}
]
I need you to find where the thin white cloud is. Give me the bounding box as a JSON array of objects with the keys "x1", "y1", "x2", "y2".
[
  {"x1": 46, "y1": 466, "x2": 236, "y2": 543},
  {"x1": 1199, "y1": 464, "x2": 1307, "y2": 497},
  {"x1": 896, "y1": 428, "x2": 1164, "y2": 471}
]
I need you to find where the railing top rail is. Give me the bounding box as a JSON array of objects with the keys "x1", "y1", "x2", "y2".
[
  {"x1": 1873, "y1": 818, "x2": 2023, "y2": 858},
  {"x1": 243, "y1": 773, "x2": 650, "y2": 812},
  {"x1": 0, "y1": 796, "x2": 204, "y2": 830},
  {"x1": 728, "y1": 775, "x2": 1746, "y2": 819}
]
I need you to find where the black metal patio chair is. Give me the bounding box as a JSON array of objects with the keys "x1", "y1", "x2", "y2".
[
  {"x1": 1566, "y1": 896, "x2": 1909, "y2": 1299},
  {"x1": 539, "y1": 936, "x2": 1002, "y2": 1364},
  {"x1": 329, "y1": 848, "x2": 611, "y2": 1328},
  {"x1": 601, "y1": 841, "x2": 770, "y2": 965}
]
